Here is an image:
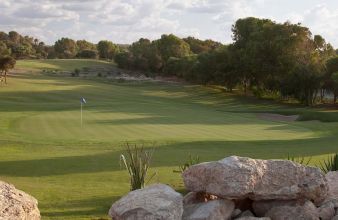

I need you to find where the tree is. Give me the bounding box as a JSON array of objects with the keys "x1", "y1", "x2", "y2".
[
  {"x1": 0, "y1": 56, "x2": 16, "y2": 84},
  {"x1": 76, "y1": 49, "x2": 98, "y2": 59},
  {"x1": 156, "y1": 34, "x2": 191, "y2": 62},
  {"x1": 8, "y1": 31, "x2": 20, "y2": 43},
  {"x1": 164, "y1": 55, "x2": 197, "y2": 78},
  {"x1": 76, "y1": 40, "x2": 96, "y2": 51},
  {"x1": 325, "y1": 56, "x2": 338, "y2": 103},
  {"x1": 115, "y1": 52, "x2": 133, "y2": 69},
  {"x1": 183, "y1": 37, "x2": 222, "y2": 54},
  {"x1": 54, "y1": 38, "x2": 77, "y2": 58},
  {"x1": 97, "y1": 40, "x2": 119, "y2": 59},
  {"x1": 0, "y1": 41, "x2": 11, "y2": 57}
]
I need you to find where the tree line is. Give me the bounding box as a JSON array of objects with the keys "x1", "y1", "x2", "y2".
[
  {"x1": 0, "y1": 31, "x2": 121, "y2": 60},
  {"x1": 1, "y1": 17, "x2": 338, "y2": 105},
  {"x1": 115, "y1": 17, "x2": 338, "y2": 106}
]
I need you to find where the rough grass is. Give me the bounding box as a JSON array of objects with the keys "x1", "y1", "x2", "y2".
[{"x1": 0, "y1": 59, "x2": 338, "y2": 219}]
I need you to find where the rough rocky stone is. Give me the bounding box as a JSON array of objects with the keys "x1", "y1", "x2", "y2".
[
  {"x1": 231, "y1": 209, "x2": 242, "y2": 218},
  {"x1": 235, "y1": 217, "x2": 271, "y2": 220},
  {"x1": 317, "y1": 200, "x2": 336, "y2": 220},
  {"x1": 234, "y1": 198, "x2": 253, "y2": 212},
  {"x1": 332, "y1": 216, "x2": 338, "y2": 220},
  {"x1": 0, "y1": 181, "x2": 40, "y2": 220},
  {"x1": 182, "y1": 199, "x2": 234, "y2": 220},
  {"x1": 183, "y1": 191, "x2": 218, "y2": 205},
  {"x1": 264, "y1": 200, "x2": 319, "y2": 220},
  {"x1": 238, "y1": 210, "x2": 254, "y2": 218},
  {"x1": 108, "y1": 184, "x2": 183, "y2": 220},
  {"x1": 183, "y1": 156, "x2": 328, "y2": 204},
  {"x1": 326, "y1": 171, "x2": 338, "y2": 200},
  {"x1": 252, "y1": 200, "x2": 299, "y2": 217}
]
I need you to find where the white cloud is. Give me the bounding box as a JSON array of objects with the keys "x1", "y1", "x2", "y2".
[{"x1": 0, "y1": 0, "x2": 337, "y2": 47}]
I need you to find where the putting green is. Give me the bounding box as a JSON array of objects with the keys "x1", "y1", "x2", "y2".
[{"x1": 0, "y1": 59, "x2": 338, "y2": 219}]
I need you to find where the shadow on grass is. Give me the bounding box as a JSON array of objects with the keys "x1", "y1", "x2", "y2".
[
  {"x1": 41, "y1": 196, "x2": 115, "y2": 219},
  {"x1": 1, "y1": 137, "x2": 338, "y2": 177}
]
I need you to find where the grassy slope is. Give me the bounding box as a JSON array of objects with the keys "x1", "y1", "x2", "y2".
[{"x1": 1, "y1": 59, "x2": 338, "y2": 219}]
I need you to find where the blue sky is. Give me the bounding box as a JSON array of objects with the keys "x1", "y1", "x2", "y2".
[{"x1": 1, "y1": 0, "x2": 338, "y2": 47}]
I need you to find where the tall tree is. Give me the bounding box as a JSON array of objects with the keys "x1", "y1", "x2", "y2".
[
  {"x1": 54, "y1": 38, "x2": 77, "y2": 58},
  {"x1": 97, "y1": 40, "x2": 119, "y2": 59},
  {"x1": 76, "y1": 40, "x2": 96, "y2": 51},
  {"x1": 0, "y1": 41, "x2": 11, "y2": 57},
  {"x1": 325, "y1": 56, "x2": 338, "y2": 103},
  {"x1": 0, "y1": 56, "x2": 16, "y2": 84},
  {"x1": 156, "y1": 34, "x2": 191, "y2": 62}
]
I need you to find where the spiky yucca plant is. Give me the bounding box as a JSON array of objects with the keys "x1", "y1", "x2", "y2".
[
  {"x1": 287, "y1": 154, "x2": 311, "y2": 166},
  {"x1": 120, "y1": 143, "x2": 155, "y2": 191},
  {"x1": 320, "y1": 153, "x2": 338, "y2": 173},
  {"x1": 173, "y1": 154, "x2": 200, "y2": 173}
]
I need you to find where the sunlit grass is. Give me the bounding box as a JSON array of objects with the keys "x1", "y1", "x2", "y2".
[{"x1": 0, "y1": 59, "x2": 338, "y2": 219}]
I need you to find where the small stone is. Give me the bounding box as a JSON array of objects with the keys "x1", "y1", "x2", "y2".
[
  {"x1": 265, "y1": 200, "x2": 319, "y2": 220},
  {"x1": 317, "y1": 201, "x2": 335, "y2": 220},
  {"x1": 238, "y1": 210, "x2": 254, "y2": 217},
  {"x1": 332, "y1": 216, "x2": 338, "y2": 220},
  {"x1": 252, "y1": 200, "x2": 299, "y2": 217},
  {"x1": 108, "y1": 184, "x2": 183, "y2": 220},
  {"x1": 236, "y1": 217, "x2": 271, "y2": 220},
  {"x1": 183, "y1": 199, "x2": 234, "y2": 220},
  {"x1": 231, "y1": 209, "x2": 242, "y2": 218},
  {"x1": 183, "y1": 191, "x2": 218, "y2": 205}
]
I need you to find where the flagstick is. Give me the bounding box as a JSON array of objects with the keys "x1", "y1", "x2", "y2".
[{"x1": 81, "y1": 102, "x2": 83, "y2": 127}]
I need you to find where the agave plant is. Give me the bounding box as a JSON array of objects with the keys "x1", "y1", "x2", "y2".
[
  {"x1": 287, "y1": 154, "x2": 311, "y2": 166},
  {"x1": 120, "y1": 143, "x2": 155, "y2": 191},
  {"x1": 320, "y1": 153, "x2": 338, "y2": 173},
  {"x1": 173, "y1": 154, "x2": 200, "y2": 173}
]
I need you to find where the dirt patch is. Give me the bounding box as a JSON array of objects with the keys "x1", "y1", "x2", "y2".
[{"x1": 257, "y1": 113, "x2": 299, "y2": 122}]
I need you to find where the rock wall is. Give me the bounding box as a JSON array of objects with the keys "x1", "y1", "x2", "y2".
[{"x1": 109, "y1": 156, "x2": 338, "y2": 220}]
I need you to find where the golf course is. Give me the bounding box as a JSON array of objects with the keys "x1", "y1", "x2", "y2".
[{"x1": 1, "y1": 59, "x2": 338, "y2": 219}]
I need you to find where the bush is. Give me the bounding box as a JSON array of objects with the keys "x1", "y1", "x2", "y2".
[
  {"x1": 76, "y1": 49, "x2": 98, "y2": 59},
  {"x1": 71, "y1": 68, "x2": 80, "y2": 77},
  {"x1": 120, "y1": 143, "x2": 155, "y2": 191},
  {"x1": 173, "y1": 154, "x2": 200, "y2": 173},
  {"x1": 320, "y1": 153, "x2": 338, "y2": 173},
  {"x1": 287, "y1": 154, "x2": 311, "y2": 165}
]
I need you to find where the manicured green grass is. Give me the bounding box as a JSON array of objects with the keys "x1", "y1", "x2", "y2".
[
  {"x1": 16, "y1": 59, "x2": 113, "y2": 71},
  {"x1": 1, "y1": 59, "x2": 338, "y2": 219}
]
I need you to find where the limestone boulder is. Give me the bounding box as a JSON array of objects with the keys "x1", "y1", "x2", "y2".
[
  {"x1": 182, "y1": 199, "x2": 234, "y2": 220},
  {"x1": 317, "y1": 200, "x2": 336, "y2": 220},
  {"x1": 252, "y1": 200, "x2": 299, "y2": 217},
  {"x1": 264, "y1": 200, "x2": 319, "y2": 220},
  {"x1": 235, "y1": 217, "x2": 271, "y2": 220},
  {"x1": 332, "y1": 216, "x2": 338, "y2": 220},
  {"x1": 326, "y1": 171, "x2": 338, "y2": 200},
  {"x1": 108, "y1": 184, "x2": 183, "y2": 220},
  {"x1": 0, "y1": 181, "x2": 40, "y2": 220},
  {"x1": 183, "y1": 192, "x2": 218, "y2": 205},
  {"x1": 183, "y1": 156, "x2": 328, "y2": 204}
]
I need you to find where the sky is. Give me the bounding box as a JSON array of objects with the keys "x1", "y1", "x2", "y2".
[{"x1": 1, "y1": 0, "x2": 338, "y2": 47}]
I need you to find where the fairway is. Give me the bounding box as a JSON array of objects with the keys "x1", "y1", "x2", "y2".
[{"x1": 1, "y1": 59, "x2": 338, "y2": 219}]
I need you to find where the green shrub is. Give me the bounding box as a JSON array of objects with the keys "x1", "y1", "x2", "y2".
[
  {"x1": 320, "y1": 153, "x2": 338, "y2": 173},
  {"x1": 287, "y1": 154, "x2": 311, "y2": 166},
  {"x1": 120, "y1": 143, "x2": 155, "y2": 191},
  {"x1": 173, "y1": 154, "x2": 200, "y2": 173}
]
